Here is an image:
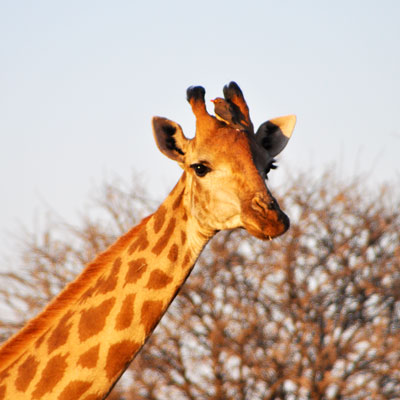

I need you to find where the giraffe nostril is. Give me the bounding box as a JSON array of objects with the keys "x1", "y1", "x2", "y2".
[{"x1": 251, "y1": 195, "x2": 270, "y2": 214}]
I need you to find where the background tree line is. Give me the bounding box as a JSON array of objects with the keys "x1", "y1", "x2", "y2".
[{"x1": 1, "y1": 169, "x2": 399, "y2": 400}]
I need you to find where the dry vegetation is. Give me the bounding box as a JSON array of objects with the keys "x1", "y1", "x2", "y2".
[{"x1": 1, "y1": 170, "x2": 399, "y2": 399}]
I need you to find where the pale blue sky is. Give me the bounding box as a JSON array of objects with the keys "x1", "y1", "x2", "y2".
[{"x1": 1, "y1": 1, "x2": 399, "y2": 258}]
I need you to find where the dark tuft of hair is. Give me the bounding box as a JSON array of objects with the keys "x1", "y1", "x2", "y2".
[
  {"x1": 186, "y1": 86, "x2": 206, "y2": 102},
  {"x1": 165, "y1": 136, "x2": 185, "y2": 155},
  {"x1": 223, "y1": 81, "x2": 243, "y2": 101},
  {"x1": 162, "y1": 124, "x2": 176, "y2": 137}
]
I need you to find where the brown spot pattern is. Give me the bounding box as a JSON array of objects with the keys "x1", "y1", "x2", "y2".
[
  {"x1": 181, "y1": 230, "x2": 187, "y2": 245},
  {"x1": 0, "y1": 364, "x2": 11, "y2": 382},
  {"x1": 32, "y1": 353, "x2": 68, "y2": 399},
  {"x1": 15, "y1": 355, "x2": 39, "y2": 392},
  {"x1": 125, "y1": 258, "x2": 147, "y2": 285},
  {"x1": 35, "y1": 330, "x2": 48, "y2": 349},
  {"x1": 79, "y1": 298, "x2": 115, "y2": 342},
  {"x1": 140, "y1": 300, "x2": 164, "y2": 335},
  {"x1": 82, "y1": 395, "x2": 99, "y2": 400},
  {"x1": 168, "y1": 243, "x2": 179, "y2": 262},
  {"x1": 128, "y1": 229, "x2": 149, "y2": 255},
  {"x1": 78, "y1": 344, "x2": 100, "y2": 369},
  {"x1": 115, "y1": 294, "x2": 136, "y2": 331},
  {"x1": 94, "y1": 257, "x2": 121, "y2": 295},
  {"x1": 153, "y1": 205, "x2": 166, "y2": 233},
  {"x1": 58, "y1": 380, "x2": 92, "y2": 400},
  {"x1": 146, "y1": 269, "x2": 173, "y2": 290},
  {"x1": 105, "y1": 340, "x2": 140, "y2": 380},
  {"x1": 0, "y1": 385, "x2": 6, "y2": 400},
  {"x1": 80, "y1": 286, "x2": 96, "y2": 302},
  {"x1": 172, "y1": 188, "x2": 184, "y2": 210},
  {"x1": 47, "y1": 311, "x2": 73, "y2": 354},
  {"x1": 182, "y1": 251, "x2": 191, "y2": 269},
  {"x1": 151, "y1": 218, "x2": 176, "y2": 255}
]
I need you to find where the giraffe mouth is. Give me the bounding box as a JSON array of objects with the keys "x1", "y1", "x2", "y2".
[{"x1": 243, "y1": 215, "x2": 289, "y2": 240}]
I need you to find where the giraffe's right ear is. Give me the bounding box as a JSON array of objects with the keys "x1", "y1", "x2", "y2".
[
  {"x1": 255, "y1": 115, "x2": 296, "y2": 157},
  {"x1": 152, "y1": 117, "x2": 189, "y2": 163}
]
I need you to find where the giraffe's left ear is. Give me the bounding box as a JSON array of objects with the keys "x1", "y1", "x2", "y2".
[
  {"x1": 152, "y1": 117, "x2": 189, "y2": 163},
  {"x1": 255, "y1": 115, "x2": 296, "y2": 157}
]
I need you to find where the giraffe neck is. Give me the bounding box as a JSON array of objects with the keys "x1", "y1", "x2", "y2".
[{"x1": 0, "y1": 173, "x2": 214, "y2": 400}]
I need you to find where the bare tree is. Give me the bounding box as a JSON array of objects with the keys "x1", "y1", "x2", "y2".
[
  {"x1": 1, "y1": 170, "x2": 399, "y2": 399},
  {"x1": 0, "y1": 173, "x2": 155, "y2": 341}
]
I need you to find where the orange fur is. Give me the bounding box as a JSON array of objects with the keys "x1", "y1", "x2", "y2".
[{"x1": 0, "y1": 215, "x2": 153, "y2": 371}]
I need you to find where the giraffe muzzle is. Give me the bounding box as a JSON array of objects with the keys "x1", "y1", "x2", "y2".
[{"x1": 243, "y1": 193, "x2": 290, "y2": 240}]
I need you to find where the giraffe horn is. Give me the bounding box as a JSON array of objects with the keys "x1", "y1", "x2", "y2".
[
  {"x1": 223, "y1": 81, "x2": 254, "y2": 133},
  {"x1": 186, "y1": 85, "x2": 219, "y2": 131}
]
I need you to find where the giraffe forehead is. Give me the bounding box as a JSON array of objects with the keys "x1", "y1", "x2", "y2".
[{"x1": 190, "y1": 128, "x2": 255, "y2": 164}]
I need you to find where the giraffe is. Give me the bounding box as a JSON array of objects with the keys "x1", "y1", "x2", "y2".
[{"x1": 0, "y1": 82, "x2": 296, "y2": 399}]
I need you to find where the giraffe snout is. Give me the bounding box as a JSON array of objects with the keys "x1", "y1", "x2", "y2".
[{"x1": 245, "y1": 193, "x2": 290, "y2": 239}]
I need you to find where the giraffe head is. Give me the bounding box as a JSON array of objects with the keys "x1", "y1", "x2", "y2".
[{"x1": 152, "y1": 82, "x2": 296, "y2": 240}]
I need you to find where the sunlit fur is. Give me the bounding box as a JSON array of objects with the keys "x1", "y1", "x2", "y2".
[{"x1": 0, "y1": 216, "x2": 152, "y2": 367}]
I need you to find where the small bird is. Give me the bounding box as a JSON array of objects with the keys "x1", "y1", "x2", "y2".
[{"x1": 211, "y1": 97, "x2": 244, "y2": 130}]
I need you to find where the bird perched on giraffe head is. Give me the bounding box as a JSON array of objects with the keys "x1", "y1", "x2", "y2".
[{"x1": 211, "y1": 97, "x2": 245, "y2": 130}]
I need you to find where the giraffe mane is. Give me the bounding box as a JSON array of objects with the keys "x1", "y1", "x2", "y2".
[{"x1": 0, "y1": 215, "x2": 153, "y2": 370}]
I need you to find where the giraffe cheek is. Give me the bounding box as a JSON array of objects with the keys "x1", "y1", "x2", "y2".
[{"x1": 207, "y1": 196, "x2": 242, "y2": 230}]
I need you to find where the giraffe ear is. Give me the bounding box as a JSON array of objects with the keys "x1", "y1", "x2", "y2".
[
  {"x1": 152, "y1": 117, "x2": 189, "y2": 163},
  {"x1": 255, "y1": 115, "x2": 296, "y2": 157}
]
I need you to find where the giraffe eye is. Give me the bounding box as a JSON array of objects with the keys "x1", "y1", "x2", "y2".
[{"x1": 190, "y1": 163, "x2": 211, "y2": 177}]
